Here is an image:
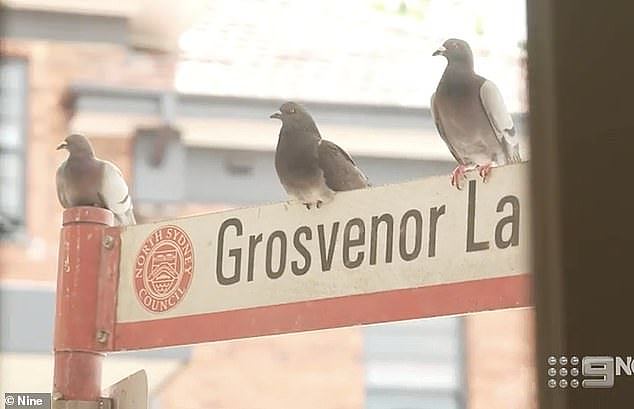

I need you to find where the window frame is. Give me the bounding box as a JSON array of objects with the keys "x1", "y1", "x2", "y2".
[
  {"x1": 0, "y1": 56, "x2": 29, "y2": 241},
  {"x1": 363, "y1": 317, "x2": 467, "y2": 409}
]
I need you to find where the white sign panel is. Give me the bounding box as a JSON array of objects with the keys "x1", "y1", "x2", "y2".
[{"x1": 116, "y1": 163, "x2": 531, "y2": 323}]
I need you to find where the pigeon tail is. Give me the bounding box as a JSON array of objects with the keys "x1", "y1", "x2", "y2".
[
  {"x1": 502, "y1": 140, "x2": 522, "y2": 164},
  {"x1": 115, "y1": 208, "x2": 136, "y2": 226},
  {"x1": 508, "y1": 151, "x2": 522, "y2": 164}
]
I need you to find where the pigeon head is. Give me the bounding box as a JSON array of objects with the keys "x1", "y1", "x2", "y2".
[
  {"x1": 270, "y1": 101, "x2": 306, "y2": 120},
  {"x1": 56, "y1": 134, "x2": 95, "y2": 157},
  {"x1": 270, "y1": 102, "x2": 319, "y2": 134},
  {"x1": 433, "y1": 38, "x2": 474, "y2": 68}
]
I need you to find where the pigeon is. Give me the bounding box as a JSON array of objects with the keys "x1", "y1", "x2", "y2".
[
  {"x1": 56, "y1": 134, "x2": 136, "y2": 225},
  {"x1": 270, "y1": 102, "x2": 369, "y2": 209},
  {"x1": 431, "y1": 38, "x2": 521, "y2": 189}
]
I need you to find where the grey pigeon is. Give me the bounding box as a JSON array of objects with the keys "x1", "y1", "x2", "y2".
[
  {"x1": 270, "y1": 102, "x2": 369, "y2": 208},
  {"x1": 431, "y1": 38, "x2": 521, "y2": 189},
  {"x1": 56, "y1": 134, "x2": 136, "y2": 225}
]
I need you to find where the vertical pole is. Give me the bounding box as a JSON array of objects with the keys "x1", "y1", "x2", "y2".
[{"x1": 53, "y1": 207, "x2": 114, "y2": 402}]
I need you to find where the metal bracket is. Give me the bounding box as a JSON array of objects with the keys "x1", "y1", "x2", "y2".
[
  {"x1": 96, "y1": 329, "x2": 110, "y2": 344},
  {"x1": 102, "y1": 235, "x2": 114, "y2": 249},
  {"x1": 52, "y1": 398, "x2": 112, "y2": 409},
  {"x1": 98, "y1": 398, "x2": 113, "y2": 409}
]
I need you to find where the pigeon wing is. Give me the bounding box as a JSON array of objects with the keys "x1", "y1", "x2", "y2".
[
  {"x1": 56, "y1": 162, "x2": 71, "y2": 208},
  {"x1": 98, "y1": 160, "x2": 136, "y2": 225},
  {"x1": 431, "y1": 92, "x2": 466, "y2": 165},
  {"x1": 318, "y1": 139, "x2": 368, "y2": 191},
  {"x1": 479, "y1": 80, "x2": 521, "y2": 163}
]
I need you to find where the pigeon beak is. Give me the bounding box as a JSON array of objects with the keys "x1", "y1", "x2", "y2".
[
  {"x1": 270, "y1": 112, "x2": 282, "y2": 120},
  {"x1": 56, "y1": 142, "x2": 68, "y2": 150},
  {"x1": 432, "y1": 46, "x2": 447, "y2": 57}
]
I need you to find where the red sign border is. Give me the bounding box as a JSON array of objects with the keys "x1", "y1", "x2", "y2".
[{"x1": 112, "y1": 273, "x2": 531, "y2": 351}]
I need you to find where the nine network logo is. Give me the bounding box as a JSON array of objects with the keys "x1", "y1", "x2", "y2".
[{"x1": 547, "y1": 355, "x2": 634, "y2": 389}]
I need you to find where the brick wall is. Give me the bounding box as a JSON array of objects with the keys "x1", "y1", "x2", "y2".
[
  {"x1": 159, "y1": 328, "x2": 364, "y2": 409},
  {"x1": 466, "y1": 309, "x2": 537, "y2": 409},
  {"x1": 0, "y1": 38, "x2": 172, "y2": 281}
]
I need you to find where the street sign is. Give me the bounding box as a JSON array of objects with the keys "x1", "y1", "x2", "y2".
[
  {"x1": 108, "y1": 162, "x2": 531, "y2": 351},
  {"x1": 103, "y1": 370, "x2": 148, "y2": 409}
]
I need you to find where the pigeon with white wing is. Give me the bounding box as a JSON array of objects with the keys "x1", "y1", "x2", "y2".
[
  {"x1": 431, "y1": 38, "x2": 521, "y2": 189},
  {"x1": 56, "y1": 134, "x2": 136, "y2": 225}
]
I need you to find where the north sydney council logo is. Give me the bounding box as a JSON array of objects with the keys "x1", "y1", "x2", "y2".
[{"x1": 134, "y1": 225, "x2": 194, "y2": 313}]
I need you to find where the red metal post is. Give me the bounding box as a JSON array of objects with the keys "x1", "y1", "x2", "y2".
[{"x1": 53, "y1": 207, "x2": 114, "y2": 402}]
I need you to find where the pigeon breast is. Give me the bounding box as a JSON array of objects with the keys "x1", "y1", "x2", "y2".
[
  {"x1": 432, "y1": 73, "x2": 508, "y2": 166},
  {"x1": 56, "y1": 158, "x2": 104, "y2": 208}
]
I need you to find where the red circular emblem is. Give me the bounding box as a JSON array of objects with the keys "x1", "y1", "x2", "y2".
[{"x1": 134, "y1": 225, "x2": 194, "y2": 313}]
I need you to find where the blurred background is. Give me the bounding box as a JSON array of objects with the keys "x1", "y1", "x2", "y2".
[{"x1": 0, "y1": 0, "x2": 534, "y2": 408}]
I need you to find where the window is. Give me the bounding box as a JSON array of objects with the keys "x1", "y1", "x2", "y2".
[
  {"x1": 0, "y1": 58, "x2": 27, "y2": 239},
  {"x1": 364, "y1": 318, "x2": 466, "y2": 409}
]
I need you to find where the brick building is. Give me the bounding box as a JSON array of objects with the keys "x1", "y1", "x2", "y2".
[{"x1": 0, "y1": 2, "x2": 535, "y2": 408}]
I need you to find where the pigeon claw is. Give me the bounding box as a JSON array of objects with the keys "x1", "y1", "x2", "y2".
[
  {"x1": 304, "y1": 200, "x2": 323, "y2": 210},
  {"x1": 477, "y1": 163, "x2": 494, "y2": 183},
  {"x1": 450, "y1": 165, "x2": 467, "y2": 190}
]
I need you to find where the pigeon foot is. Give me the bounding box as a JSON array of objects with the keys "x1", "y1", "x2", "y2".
[
  {"x1": 477, "y1": 163, "x2": 494, "y2": 183},
  {"x1": 304, "y1": 200, "x2": 324, "y2": 210},
  {"x1": 451, "y1": 165, "x2": 467, "y2": 190}
]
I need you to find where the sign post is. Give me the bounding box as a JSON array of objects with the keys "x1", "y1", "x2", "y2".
[{"x1": 53, "y1": 207, "x2": 113, "y2": 408}]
